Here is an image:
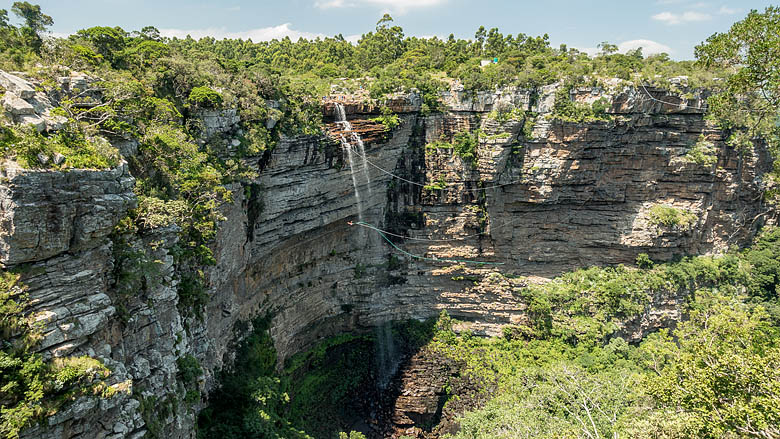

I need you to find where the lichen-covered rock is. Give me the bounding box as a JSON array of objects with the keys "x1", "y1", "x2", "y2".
[
  {"x1": 193, "y1": 108, "x2": 241, "y2": 138},
  {"x1": 441, "y1": 85, "x2": 533, "y2": 112},
  {"x1": 0, "y1": 70, "x2": 83, "y2": 132}
]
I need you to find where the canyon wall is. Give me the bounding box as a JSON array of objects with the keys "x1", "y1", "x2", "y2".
[{"x1": 0, "y1": 71, "x2": 773, "y2": 438}]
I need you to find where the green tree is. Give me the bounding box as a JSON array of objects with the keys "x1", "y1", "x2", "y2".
[
  {"x1": 0, "y1": 9, "x2": 11, "y2": 51},
  {"x1": 598, "y1": 41, "x2": 618, "y2": 56},
  {"x1": 473, "y1": 25, "x2": 486, "y2": 55},
  {"x1": 138, "y1": 25, "x2": 161, "y2": 41},
  {"x1": 11, "y1": 1, "x2": 52, "y2": 53},
  {"x1": 695, "y1": 7, "x2": 780, "y2": 159},
  {"x1": 454, "y1": 364, "x2": 645, "y2": 439},
  {"x1": 74, "y1": 26, "x2": 127, "y2": 66},
  {"x1": 485, "y1": 27, "x2": 504, "y2": 57},
  {"x1": 642, "y1": 293, "x2": 780, "y2": 438},
  {"x1": 354, "y1": 14, "x2": 405, "y2": 69}
]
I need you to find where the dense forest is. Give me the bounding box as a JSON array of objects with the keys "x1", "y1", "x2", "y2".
[{"x1": 1, "y1": 2, "x2": 780, "y2": 439}]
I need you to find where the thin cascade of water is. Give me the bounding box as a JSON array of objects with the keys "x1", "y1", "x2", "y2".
[
  {"x1": 334, "y1": 102, "x2": 352, "y2": 130},
  {"x1": 336, "y1": 102, "x2": 372, "y2": 221},
  {"x1": 352, "y1": 132, "x2": 372, "y2": 198},
  {"x1": 343, "y1": 135, "x2": 364, "y2": 222},
  {"x1": 374, "y1": 321, "x2": 398, "y2": 390},
  {"x1": 336, "y1": 103, "x2": 397, "y2": 391}
]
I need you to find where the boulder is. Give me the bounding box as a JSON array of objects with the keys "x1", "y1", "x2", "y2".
[
  {"x1": 2, "y1": 93, "x2": 36, "y2": 115},
  {"x1": 0, "y1": 71, "x2": 36, "y2": 99},
  {"x1": 45, "y1": 114, "x2": 68, "y2": 131},
  {"x1": 18, "y1": 114, "x2": 47, "y2": 132}
]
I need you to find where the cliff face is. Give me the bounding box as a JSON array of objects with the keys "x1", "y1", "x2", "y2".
[{"x1": 1, "y1": 71, "x2": 773, "y2": 438}]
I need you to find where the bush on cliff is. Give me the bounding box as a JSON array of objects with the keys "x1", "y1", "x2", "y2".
[
  {"x1": 0, "y1": 271, "x2": 113, "y2": 439},
  {"x1": 0, "y1": 122, "x2": 120, "y2": 170},
  {"x1": 188, "y1": 86, "x2": 223, "y2": 109}
]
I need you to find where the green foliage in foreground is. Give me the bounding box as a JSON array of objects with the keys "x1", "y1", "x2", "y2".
[
  {"x1": 0, "y1": 270, "x2": 113, "y2": 439},
  {"x1": 445, "y1": 289, "x2": 780, "y2": 439},
  {"x1": 443, "y1": 228, "x2": 780, "y2": 439}
]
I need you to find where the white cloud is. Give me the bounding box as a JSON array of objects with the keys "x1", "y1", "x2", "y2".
[
  {"x1": 574, "y1": 39, "x2": 673, "y2": 57},
  {"x1": 345, "y1": 34, "x2": 362, "y2": 44},
  {"x1": 574, "y1": 46, "x2": 600, "y2": 57},
  {"x1": 718, "y1": 5, "x2": 738, "y2": 15},
  {"x1": 618, "y1": 39, "x2": 673, "y2": 55},
  {"x1": 46, "y1": 31, "x2": 72, "y2": 39},
  {"x1": 652, "y1": 10, "x2": 712, "y2": 25},
  {"x1": 159, "y1": 23, "x2": 324, "y2": 41},
  {"x1": 314, "y1": 0, "x2": 448, "y2": 14}
]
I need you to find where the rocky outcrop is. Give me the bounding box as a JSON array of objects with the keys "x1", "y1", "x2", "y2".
[
  {"x1": 0, "y1": 70, "x2": 68, "y2": 131},
  {"x1": 1, "y1": 76, "x2": 775, "y2": 439},
  {"x1": 0, "y1": 163, "x2": 136, "y2": 265}
]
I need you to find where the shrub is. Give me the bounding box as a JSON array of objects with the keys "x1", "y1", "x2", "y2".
[
  {"x1": 453, "y1": 130, "x2": 479, "y2": 163},
  {"x1": 647, "y1": 205, "x2": 696, "y2": 228},
  {"x1": 176, "y1": 355, "x2": 202, "y2": 386},
  {"x1": 370, "y1": 106, "x2": 400, "y2": 131},
  {"x1": 187, "y1": 86, "x2": 223, "y2": 108},
  {"x1": 552, "y1": 84, "x2": 612, "y2": 123},
  {"x1": 0, "y1": 123, "x2": 120, "y2": 170},
  {"x1": 636, "y1": 253, "x2": 654, "y2": 269},
  {"x1": 424, "y1": 175, "x2": 447, "y2": 191},
  {"x1": 683, "y1": 135, "x2": 718, "y2": 166}
]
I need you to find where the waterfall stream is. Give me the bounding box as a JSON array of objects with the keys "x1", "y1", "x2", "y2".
[
  {"x1": 335, "y1": 103, "x2": 364, "y2": 219},
  {"x1": 343, "y1": 135, "x2": 364, "y2": 222},
  {"x1": 352, "y1": 132, "x2": 372, "y2": 199},
  {"x1": 334, "y1": 102, "x2": 398, "y2": 391}
]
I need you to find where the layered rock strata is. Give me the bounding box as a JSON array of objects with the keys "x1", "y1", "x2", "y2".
[{"x1": 0, "y1": 70, "x2": 773, "y2": 438}]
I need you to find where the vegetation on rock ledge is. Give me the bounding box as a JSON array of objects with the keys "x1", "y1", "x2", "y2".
[
  {"x1": 0, "y1": 2, "x2": 779, "y2": 439},
  {"x1": 0, "y1": 270, "x2": 115, "y2": 439}
]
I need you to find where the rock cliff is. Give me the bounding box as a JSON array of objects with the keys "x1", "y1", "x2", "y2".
[{"x1": 0, "y1": 71, "x2": 773, "y2": 438}]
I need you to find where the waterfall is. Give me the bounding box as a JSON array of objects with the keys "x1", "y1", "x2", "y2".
[
  {"x1": 352, "y1": 132, "x2": 372, "y2": 198},
  {"x1": 375, "y1": 321, "x2": 398, "y2": 390},
  {"x1": 343, "y1": 135, "x2": 364, "y2": 222},
  {"x1": 335, "y1": 102, "x2": 371, "y2": 218},
  {"x1": 334, "y1": 102, "x2": 352, "y2": 130},
  {"x1": 335, "y1": 103, "x2": 397, "y2": 391}
]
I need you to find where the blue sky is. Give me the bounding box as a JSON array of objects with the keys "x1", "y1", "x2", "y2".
[{"x1": 3, "y1": 0, "x2": 775, "y2": 59}]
